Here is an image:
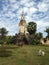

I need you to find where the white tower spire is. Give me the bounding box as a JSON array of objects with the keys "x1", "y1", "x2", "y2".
[{"x1": 21, "y1": 10, "x2": 25, "y2": 20}]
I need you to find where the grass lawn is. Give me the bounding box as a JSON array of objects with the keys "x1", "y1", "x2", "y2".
[{"x1": 0, "y1": 45, "x2": 49, "y2": 65}]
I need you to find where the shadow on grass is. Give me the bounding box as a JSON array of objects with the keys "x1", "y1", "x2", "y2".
[
  {"x1": 0, "y1": 45, "x2": 18, "y2": 49},
  {"x1": 0, "y1": 49, "x2": 12, "y2": 57}
]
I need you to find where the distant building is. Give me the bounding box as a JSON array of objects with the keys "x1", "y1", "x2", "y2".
[{"x1": 19, "y1": 11, "x2": 28, "y2": 34}]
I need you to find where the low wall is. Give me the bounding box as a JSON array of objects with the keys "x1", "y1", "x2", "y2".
[{"x1": 40, "y1": 39, "x2": 49, "y2": 45}]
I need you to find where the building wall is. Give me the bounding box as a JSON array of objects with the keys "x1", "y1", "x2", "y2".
[
  {"x1": 19, "y1": 26, "x2": 25, "y2": 33},
  {"x1": 40, "y1": 39, "x2": 49, "y2": 45}
]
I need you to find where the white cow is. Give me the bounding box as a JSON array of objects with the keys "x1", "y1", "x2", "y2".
[
  {"x1": 41, "y1": 51, "x2": 45, "y2": 56},
  {"x1": 38, "y1": 49, "x2": 42, "y2": 56},
  {"x1": 38, "y1": 49, "x2": 45, "y2": 56}
]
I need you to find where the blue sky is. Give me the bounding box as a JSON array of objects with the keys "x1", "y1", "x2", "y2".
[{"x1": 0, "y1": 0, "x2": 49, "y2": 37}]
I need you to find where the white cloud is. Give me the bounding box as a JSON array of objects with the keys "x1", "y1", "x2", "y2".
[
  {"x1": 38, "y1": 2, "x2": 48, "y2": 12},
  {"x1": 0, "y1": 0, "x2": 49, "y2": 36},
  {"x1": 0, "y1": 19, "x2": 18, "y2": 35},
  {"x1": 35, "y1": 20, "x2": 49, "y2": 37},
  {"x1": 29, "y1": 7, "x2": 37, "y2": 13},
  {"x1": 10, "y1": 3, "x2": 19, "y2": 10},
  {"x1": 25, "y1": 16, "x2": 32, "y2": 23},
  {"x1": 25, "y1": 1, "x2": 35, "y2": 7},
  {"x1": 20, "y1": 0, "x2": 30, "y2": 5},
  {"x1": 42, "y1": 0, "x2": 49, "y2": 3},
  {"x1": 23, "y1": 7, "x2": 28, "y2": 13},
  {"x1": 9, "y1": 0, "x2": 16, "y2": 3},
  {"x1": 0, "y1": 22, "x2": 5, "y2": 28},
  {"x1": 36, "y1": 20, "x2": 49, "y2": 32},
  {"x1": 3, "y1": 5, "x2": 8, "y2": 11}
]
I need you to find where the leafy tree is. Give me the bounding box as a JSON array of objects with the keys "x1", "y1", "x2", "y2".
[
  {"x1": 31, "y1": 39, "x2": 41, "y2": 45},
  {"x1": 10, "y1": 33, "x2": 18, "y2": 44},
  {"x1": 0, "y1": 40, "x2": 4, "y2": 44},
  {"x1": 27, "y1": 22, "x2": 37, "y2": 34},
  {"x1": 35, "y1": 32, "x2": 43, "y2": 40},
  {"x1": 30, "y1": 32, "x2": 43, "y2": 45},
  {"x1": 6, "y1": 36, "x2": 13, "y2": 44},
  {"x1": 0, "y1": 28, "x2": 8, "y2": 43},
  {"x1": 45, "y1": 28, "x2": 49, "y2": 39}
]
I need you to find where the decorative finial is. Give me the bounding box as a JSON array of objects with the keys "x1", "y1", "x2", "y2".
[{"x1": 21, "y1": 10, "x2": 25, "y2": 20}]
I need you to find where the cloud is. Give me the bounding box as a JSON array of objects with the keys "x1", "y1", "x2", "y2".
[
  {"x1": 29, "y1": 7, "x2": 37, "y2": 13},
  {"x1": 38, "y1": 2, "x2": 49, "y2": 12},
  {"x1": 36, "y1": 20, "x2": 49, "y2": 37},
  {"x1": 24, "y1": 1, "x2": 36, "y2": 7},
  {"x1": 0, "y1": 0, "x2": 49, "y2": 37},
  {"x1": 9, "y1": 0, "x2": 16, "y2": 3}
]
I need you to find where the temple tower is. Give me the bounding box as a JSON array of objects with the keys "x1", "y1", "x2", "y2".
[{"x1": 19, "y1": 11, "x2": 28, "y2": 34}]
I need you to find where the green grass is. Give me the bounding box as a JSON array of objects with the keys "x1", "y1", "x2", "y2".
[{"x1": 0, "y1": 45, "x2": 49, "y2": 65}]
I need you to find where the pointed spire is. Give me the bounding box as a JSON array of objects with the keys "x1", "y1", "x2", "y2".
[{"x1": 21, "y1": 10, "x2": 25, "y2": 20}]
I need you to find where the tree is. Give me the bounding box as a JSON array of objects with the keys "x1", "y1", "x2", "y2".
[
  {"x1": 30, "y1": 32, "x2": 43, "y2": 45},
  {"x1": 45, "y1": 28, "x2": 49, "y2": 39},
  {"x1": 0, "y1": 28, "x2": 8, "y2": 43},
  {"x1": 9, "y1": 33, "x2": 18, "y2": 44},
  {"x1": 35, "y1": 32, "x2": 43, "y2": 40},
  {"x1": 27, "y1": 22, "x2": 37, "y2": 34},
  {"x1": 6, "y1": 36, "x2": 13, "y2": 44}
]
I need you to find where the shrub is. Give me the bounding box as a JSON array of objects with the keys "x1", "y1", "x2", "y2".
[
  {"x1": 0, "y1": 40, "x2": 4, "y2": 44},
  {"x1": 31, "y1": 39, "x2": 41, "y2": 45}
]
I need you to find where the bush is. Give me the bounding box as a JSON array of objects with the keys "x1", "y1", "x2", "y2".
[
  {"x1": 0, "y1": 40, "x2": 4, "y2": 44},
  {"x1": 31, "y1": 39, "x2": 41, "y2": 45}
]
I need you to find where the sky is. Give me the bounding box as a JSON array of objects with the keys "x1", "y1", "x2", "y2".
[{"x1": 0, "y1": 0, "x2": 49, "y2": 37}]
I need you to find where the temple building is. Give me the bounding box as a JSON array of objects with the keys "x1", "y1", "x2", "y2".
[{"x1": 19, "y1": 11, "x2": 28, "y2": 34}]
